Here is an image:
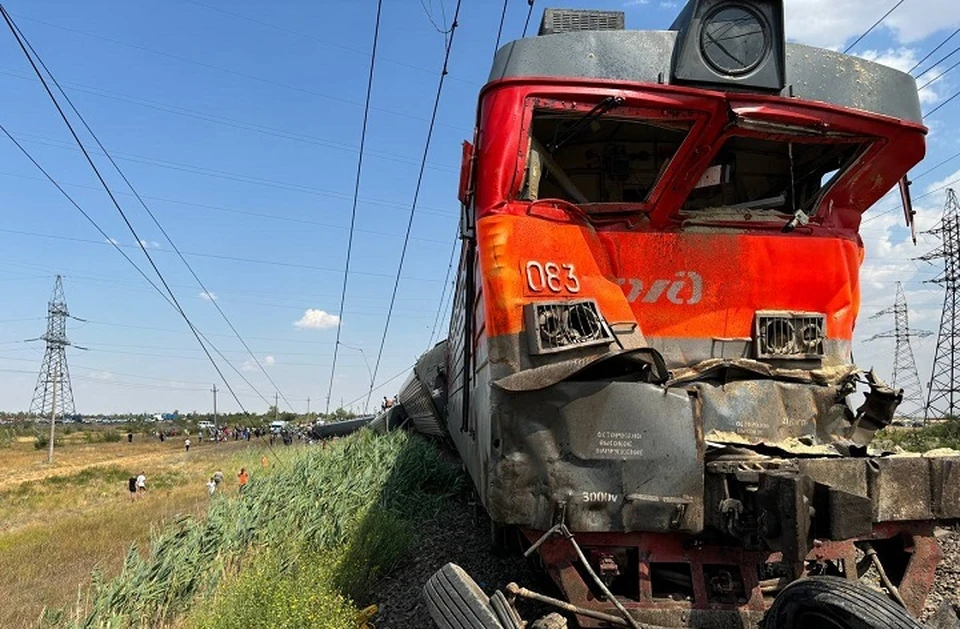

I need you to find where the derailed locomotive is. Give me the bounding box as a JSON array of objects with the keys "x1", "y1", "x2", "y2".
[{"x1": 395, "y1": 2, "x2": 960, "y2": 627}]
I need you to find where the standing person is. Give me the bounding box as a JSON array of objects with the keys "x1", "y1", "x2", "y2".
[
  {"x1": 127, "y1": 431, "x2": 133, "y2": 443},
  {"x1": 127, "y1": 476, "x2": 137, "y2": 502},
  {"x1": 238, "y1": 467, "x2": 249, "y2": 493},
  {"x1": 184, "y1": 437, "x2": 191, "y2": 453},
  {"x1": 136, "y1": 471, "x2": 146, "y2": 498},
  {"x1": 159, "y1": 432, "x2": 165, "y2": 443}
]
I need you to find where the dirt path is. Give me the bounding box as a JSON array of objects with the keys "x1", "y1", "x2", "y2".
[{"x1": 0, "y1": 437, "x2": 247, "y2": 490}]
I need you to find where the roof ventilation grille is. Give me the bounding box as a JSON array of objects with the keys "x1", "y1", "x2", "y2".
[{"x1": 538, "y1": 9, "x2": 625, "y2": 36}]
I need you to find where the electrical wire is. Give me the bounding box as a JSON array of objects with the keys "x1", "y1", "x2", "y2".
[
  {"x1": 0, "y1": 66, "x2": 460, "y2": 176},
  {"x1": 924, "y1": 88, "x2": 960, "y2": 119},
  {"x1": 914, "y1": 44, "x2": 960, "y2": 80},
  {"x1": 0, "y1": 6, "x2": 251, "y2": 412},
  {"x1": 910, "y1": 31, "x2": 960, "y2": 74},
  {"x1": 843, "y1": 0, "x2": 905, "y2": 54},
  {"x1": 0, "y1": 123, "x2": 272, "y2": 410},
  {"x1": 427, "y1": 238, "x2": 459, "y2": 348},
  {"x1": 863, "y1": 175, "x2": 960, "y2": 224},
  {"x1": 493, "y1": 0, "x2": 509, "y2": 54},
  {"x1": 367, "y1": 0, "x2": 463, "y2": 411},
  {"x1": 7, "y1": 128, "x2": 459, "y2": 220},
  {"x1": 0, "y1": 224, "x2": 445, "y2": 282},
  {"x1": 10, "y1": 13, "x2": 472, "y2": 131},
  {"x1": 522, "y1": 0, "x2": 536, "y2": 38},
  {"x1": 918, "y1": 57, "x2": 960, "y2": 90},
  {"x1": 326, "y1": 0, "x2": 382, "y2": 414},
  {"x1": 12, "y1": 17, "x2": 297, "y2": 413}
]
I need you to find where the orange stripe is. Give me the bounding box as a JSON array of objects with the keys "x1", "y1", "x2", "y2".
[{"x1": 477, "y1": 214, "x2": 861, "y2": 340}]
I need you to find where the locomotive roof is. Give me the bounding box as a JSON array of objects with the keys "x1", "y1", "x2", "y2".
[{"x1": 489, "y1": 30, "x2": 923, "y2": 124}]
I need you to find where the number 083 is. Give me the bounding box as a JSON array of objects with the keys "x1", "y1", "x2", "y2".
[{"x1": 525, "y1": 261, "x2": 580, "y2": 293}]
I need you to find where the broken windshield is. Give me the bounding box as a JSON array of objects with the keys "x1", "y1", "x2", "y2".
[
  {"x1": 681, "y1": 135, "x2": 868, "y2": 215},
  {"x1": 521, "y1": 109, "x2": 694, "y2": 207}
]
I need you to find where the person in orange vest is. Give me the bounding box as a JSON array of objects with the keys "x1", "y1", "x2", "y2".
[{"x1": 238, "y1": 467, "x2": 249, "y2": 493}]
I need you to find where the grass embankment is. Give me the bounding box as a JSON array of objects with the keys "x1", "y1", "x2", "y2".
[
  {"x1": 0, "y1": 437, "x2": 261, "y2": 629},
  {"x1": 876, "y1": 420, "x2": 960, "y2": 452},
  {"x1": 62, "y1": 430, "x2": 462, "y2": 629}
]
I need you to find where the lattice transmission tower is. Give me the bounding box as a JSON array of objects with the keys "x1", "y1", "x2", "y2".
[
  {"x1": 865, "y1": 282, "x2": 932, "y2": 418},
  {"x1": 920, "y1": 189, "x2": 960, "y2": 420},
  {"x1": 28, "y1": 275, "x2": 80, "y2": 420}
]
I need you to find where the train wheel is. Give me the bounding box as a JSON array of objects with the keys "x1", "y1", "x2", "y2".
[
  {"x1": 763, "y1": 576, "x2": 923, "y2": 629},
  {"x1": 423, "y1": 563, "x2": 505, "y2": 629}
]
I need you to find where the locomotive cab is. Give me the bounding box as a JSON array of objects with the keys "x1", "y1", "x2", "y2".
[{"x1": 401, "y1": 1, "x2": 960, "y2": 626}]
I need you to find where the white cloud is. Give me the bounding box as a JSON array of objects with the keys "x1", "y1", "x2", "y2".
[
  {"x1": 199, "y1": 291, "x2": 217, "y2": 301},
  {"x1": 107, "y1": 237, "x2": 120, "y2": 246},
  {"x1": 89, "y1": 370, "x2": 113, "y2": 381},
  {"x1": 785, "y1": 0, "x2": 960, "y2": 49},
  {"x1": 138, "y1": 239, "x2": 161, "y2": 249},
  {"x1": 242, "y1": 356, "x2": 275, "y2": 371},
  {"x1": 294, "y1": 309, "x2": 340, "y2": 330}
]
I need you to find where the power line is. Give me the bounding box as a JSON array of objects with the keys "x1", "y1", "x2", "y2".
[
  {"x1": 0, "y1": 225, "x2": 446, "y2": 282},
  {"x1": 493, "y1": 0, "x2": 509, "y2": 55},
  {"x1": 914, "y1": 43, "x2": 960, "y2": 80},
  {"x1": 14, "y1": 18, "x2": 297, "y2": 413},
  {"x1": 367, "y1": 0, "x2": 463, "y2": 411},
  {"x1": 0, "y1": 122, "x2": 273, "y2": 409},
  {"x1": 522, "y1": 0, "x2": 537, "y2": 38},
  {"x1": 7, "y1": 128, "x2": 459, "y2": 220},
  {"x1": 918, "y1": 56, "x2": 960, "y2": 91},
  {"x1": 327, "y1": 0, "x2": 383, "y2": 414},
  {"x1": 862, "y1": 175, "x2": 960, "y2": 225},
  {"x1": 924, "y1": 88, "x2": 960, "y2": 119},
  {"x1": 10, "y1": 13, "x2": 472, "y2": 133},
  {"x1": 427, "y1": 238, "x2": 459, "y2": 347},
  {"x1": 0, "y1": 6, "x2": 252, "y2": 413},
  {"x1": 0, "y1": 66, "x2": 459, "y2": 175},
  {"x1": 843, "y1": 0, "x2": 905, "y2": 54},
  {"x1": 909, "y1": 28, "x2": 960, "y2": 74}
]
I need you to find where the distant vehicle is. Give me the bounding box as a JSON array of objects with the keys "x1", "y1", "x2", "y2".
[
  {"x1": 269, "y1": 420, "x2": 288, "y2": 434},
  {"x1": 198, "y1": 421, "x2": 215, "y2": 430}
]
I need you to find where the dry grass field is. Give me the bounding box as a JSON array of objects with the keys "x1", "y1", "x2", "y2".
[{"x1": 0, "y1": 429, "x2": 273, "y2": 628}]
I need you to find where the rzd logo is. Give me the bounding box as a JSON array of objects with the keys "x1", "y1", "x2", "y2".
[{"x1": 617, "y1": 271, "x2": 702, "y2": 305}]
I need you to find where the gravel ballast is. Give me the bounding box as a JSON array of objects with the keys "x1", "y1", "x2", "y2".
[{"x1": 371, "y1": 493, "x2": 960, "y2": 628}]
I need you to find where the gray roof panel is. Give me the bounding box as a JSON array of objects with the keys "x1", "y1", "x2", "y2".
[{"x1": 488, "y1": 32, "x2": 923, "y2": 124}]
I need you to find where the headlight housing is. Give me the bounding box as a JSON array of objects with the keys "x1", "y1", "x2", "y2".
[
  {"x1": 754, "y1": 311, "x2": 825, "y2": 359},
  {"x1": 524, "y1": 299, "x2": 614, "y2": 355}
]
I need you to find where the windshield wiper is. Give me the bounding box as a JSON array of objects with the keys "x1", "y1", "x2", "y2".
[{"x1": 548, "y1": 96, "x2": 625, "y2": 153}]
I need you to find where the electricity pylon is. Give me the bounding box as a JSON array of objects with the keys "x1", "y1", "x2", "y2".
[
  {"x1": 865, "y1": 282, "x2": 931, "y2": 418},
  {"x1": 919, "y1": 189, "x2": 960, "y2": 420},
  {"x1": 28, "y1": 276, "x2": 85, "y2": 462}
]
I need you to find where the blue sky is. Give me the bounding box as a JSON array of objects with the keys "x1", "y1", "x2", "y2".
[{"x1": 0, "y1": 0, "x2": 958, "y2": 415}]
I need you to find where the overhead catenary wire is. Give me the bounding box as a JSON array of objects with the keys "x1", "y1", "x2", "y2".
[
  {"x1": 843, "y1": 0, "x2": 905, "y2": 54},
  {"x1": 909, "y1": 28, "x2": 960, "y2": 74},
  {"x1": 427, "y1": 238, "x2": 459, "y2": 348},
  {"x1": 0, "y1": 123, "x2": 273, "y2": 410},
  {"x1": 0, "y1": 5, "x2": 251, "y2": 412},
  {"x1": 924, "y1": 88, "x2": 960, "y2": 119},
  {"x1": 367, "y1": 0, "x2": 463, "y2": 412},
  {"x1": 914, "y1": 44, "x2": 960, "y2": 80},
  {"x1": 521, "y1": 0, "x2": 536, "y2": 38},
  {"x1": 918, "y1": 56, "x2": 960, "y2": 91},
  {"x1": 493, "y1": 0, "x2": 509, "y2": 55},
  {"x1": 7, "y1": 127, "x2": 460, "y2": 219},
  {"x1": 10, "y1": 13, "x2": 473, "y2": 132},
  {"x1": 12, "y1": 16, "x2": 297, "y2": 413},
  {"x1": 326, "y1": 0, "x2": 383, "y2": 415}
]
